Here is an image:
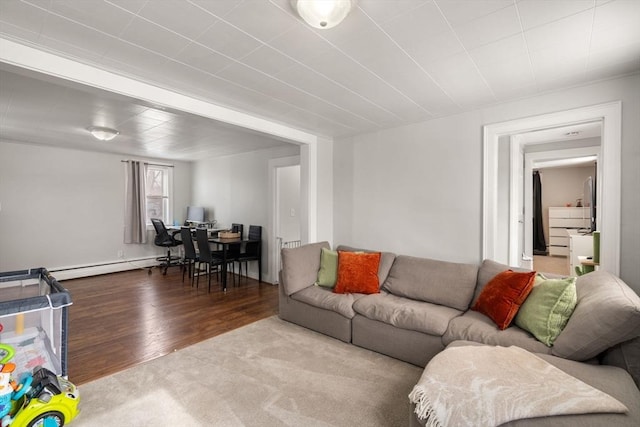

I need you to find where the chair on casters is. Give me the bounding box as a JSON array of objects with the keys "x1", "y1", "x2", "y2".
[
  {"x1": 195, "y1": 228, "x2": 224, "y2": 292},
  {"x1": 235, "y1": 225, "x2": 262, "y2": 283},
  {"x1": 179, "y1": 227, "x2": 198, "y2": 285},
  {"x1": 151, "y1": 218, "x2": 183, "y2": 275}
]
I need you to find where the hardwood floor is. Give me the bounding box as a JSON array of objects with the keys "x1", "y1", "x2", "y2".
[{"x1": 61, "y1": 266, "x2": 279, "y2": 385}]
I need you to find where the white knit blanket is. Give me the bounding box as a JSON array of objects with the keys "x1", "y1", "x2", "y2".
[{"x1": 409, "y1": 345, "x2": 627, "y2": 427}]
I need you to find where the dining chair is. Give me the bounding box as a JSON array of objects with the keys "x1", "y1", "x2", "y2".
[
  {"x1": 195, "y1": 228, "x2": 223, "y2": 292},
  {"x1": 225, "y1": 223, "x2": 244, "y2": 285},
  {"x1": 179, "y1": 227, "x2": 198, "y2": 285},
  {"x1": 235, "y1": 225, "x2": 262, "y2": 282}
]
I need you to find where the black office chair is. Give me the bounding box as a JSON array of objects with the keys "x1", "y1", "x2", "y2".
[
  {"x1": 195, "y1": 228, "x2": 223, "y2": 292},
  {"x1": 235, "y1": 225, "x2": 262, "y2": 283},
  {"x1": 151, "y1": 218, "x2": 183, "y2": 275},
  {"x1": 179, "y1": 227, "x2": 198, "y2": 285}
]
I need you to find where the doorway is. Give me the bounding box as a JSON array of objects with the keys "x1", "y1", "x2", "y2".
[
  {"x1": 269, "y1": 156, "x2": 301, "y2": 283},
  {"x1": 483, "y1": 101, "x2": 621, "y2": 276},
  {"x1": 516, "y1": 128, "x2": 601, "y2": 275}
]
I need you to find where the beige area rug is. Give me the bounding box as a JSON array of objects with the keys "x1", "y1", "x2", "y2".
[{"x1": 73, "y1": 316, "x2": 422, "y2": 426}]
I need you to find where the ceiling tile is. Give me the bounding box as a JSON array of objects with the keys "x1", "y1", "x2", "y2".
[
  {"x1": 268, "y1": 25, "x2": 337, "y2": 66},
  {"x1": 239, "y1": 45, "x2": 299, "y2": 76},
  {"x1": 436, "y1": 0, "x2": 513, "y2": 26},
  {"x1": 38, "y1": 13, "x2": 116, "y2": 57},
  {"x1": 188, "y1": 0, "x2": 245, "y2": 19},
  {"x1": 221, "y1": 0, "x2": 299, "y2": 42},
  {"x1": 100, "y1": 39, "x2": 170, "y2": 74},
  {"x1": 103, "y1": 0, "x2": 147, "y2": 14},
  {"x1": 400, "y1": 29, "x2": 466, "y2": 67},
  {"x1": 195, "y1": 20, "x2": 263, "y2": 60},
  {"x1": 524, "y1": 9, "x2": 593, "y2": 53},
  {"x1": 47, "y1": 0, "x2": 134, "y2": 37},
  {"x1": 0, "y1": 0, "x2": 49, "y2": 36},
  {"x1": 468, "y1": 34, "x2": 529, "y2": 69},
  {"x1": 0, "y1": 21, "x2": 43, "y2": 44},
  {"x1": 136, "y1": 0, "x2": 217, "y2": 40},
  {"x1": 173, "y1": 42, "x2": 235, "y2": 75},
  {"x1": 424, "y1": 52, "x2": 496, "y2": 107},
  {"x1": 453, "y1": 4, "x2": 522, "y2": 50},
  {"x1": 380, "y1": 1, "x2": 451, "y2": 40},
  {"x1": 516, "y1": 0, "x2": 594, "y2": 30},
  {"x1": 358, "y1": 0, "x2": 431, "y2": 24},
  {"x1": 118, "y1": 17, "x2": 190, "y2": 57}
]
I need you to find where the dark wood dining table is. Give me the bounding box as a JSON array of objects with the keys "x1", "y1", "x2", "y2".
[{"x1": 208, "y1": 237, "x2": 261, "y2": 291}]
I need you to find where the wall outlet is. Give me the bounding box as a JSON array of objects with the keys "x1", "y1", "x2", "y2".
[{"x1": 117, "y1": 250, "x2": 124, "y2": 258}]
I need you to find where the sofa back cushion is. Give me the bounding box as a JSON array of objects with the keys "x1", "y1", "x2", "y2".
[
  {"x1": 281, "y1": 241, "x2": 330, "y2": 296},
  {"x1": 382, "y1": 256, "x2": 479, "y2": 311},
  {"x1": 336, "y1": 245, "x2": 396, "y2": 286},
  {"x1": 551, "y1": 270, "x2": 640, "y2": 361}
]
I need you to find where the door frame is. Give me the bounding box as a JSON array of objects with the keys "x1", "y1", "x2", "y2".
[
  {"x1": 269, "y1": 155, "x2": 300, "y2": 284},
  {"x1": 483, "y1": 101, "x2": 621, "y2": 275}
]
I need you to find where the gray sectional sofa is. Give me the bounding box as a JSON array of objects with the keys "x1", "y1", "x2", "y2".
[{"x1": 279, "y1": 241, "x2": 640, "y2": 426}]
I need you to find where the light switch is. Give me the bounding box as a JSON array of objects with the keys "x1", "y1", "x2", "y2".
[{"x1": 290, "y1": 208, "x2": 296, "y2": 217}]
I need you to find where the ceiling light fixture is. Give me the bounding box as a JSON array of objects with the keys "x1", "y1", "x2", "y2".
[
  {"x1": 88, "y1": 126, "x2": 120, "y2": 141},
  {"x1": 292, "y1": 0, "x2": 357, "y2": 29}
]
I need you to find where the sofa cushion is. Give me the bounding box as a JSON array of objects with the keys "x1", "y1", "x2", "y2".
[
  {"x1": 353, "y1": 292, "x2": 462, "y2": 336},
  {"x1": 316, "y1": 247, "x2": 338, "y2": 288},
  {"x1": 334, "y1": 251, "x2": 381, "y2": 294},
  {"x1": 552, "y1": 270, "x2": 640, "y2": 361},
  {"x1": 281, "y1": 241, "x2": 330, "y2": 296},
  {"x1": 336, "y1": 245, "x2": 396, "y2": 285},
  {"x1": 290, "y1": 285, "x2": 364, "y2": 319},
  {"x1": 472, "y1": 270, "x2": 536, "y2": 330},
  {"x1": 382, "y1": 256, "x2": 478, "y2": 311},
  {"x1": 514, "y1": 274, "x2": 577, "y2": 346},
  {"x1": 442, "y1": 310, "x2": 552, "y2": 355}
]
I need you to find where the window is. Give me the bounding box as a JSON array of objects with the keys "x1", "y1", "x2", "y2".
[{"x1": 145, "y1": 165, "x2": 173, "y2": 225}]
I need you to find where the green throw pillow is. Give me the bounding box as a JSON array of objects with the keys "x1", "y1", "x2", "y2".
[
  {"x1": 515, "y1": 274, "x2": 578, "y2": 346},
  {"x1": 316, "y1": 248, "x2": 338, "y2": 288}
]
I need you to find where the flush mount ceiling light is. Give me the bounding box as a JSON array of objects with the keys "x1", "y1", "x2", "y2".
[
  {"x1": 88, "y1": 126, "x2": 120, "y2": 141},
  {"x1": 291, "y1": 0, "x2": 357, "y2": 29}
]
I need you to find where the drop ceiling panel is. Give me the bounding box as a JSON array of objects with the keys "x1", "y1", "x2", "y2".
[
  {"x1": 45, "y1": 0, "x2": 135, "y2": 37},
  {"x1": 452, "y1": 4, "x2": 522, "y2": 51},
  {"x1": 135, "y1": 0, "x2": 216, "y2": 40},
  {"x1": 436, "y1": 0, "x2": 513, "y2": 26}
]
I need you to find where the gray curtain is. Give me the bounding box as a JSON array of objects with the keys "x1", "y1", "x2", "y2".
[
  {"x1": 533, "y1": 170, "x2": 546, "y2": 255},
  {"x1": 124, "y1": 161, "x2": 147, "y2": 244}
]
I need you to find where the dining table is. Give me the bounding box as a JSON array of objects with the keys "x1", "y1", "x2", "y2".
[{"x1": 208, "y1": 236, "x2": 261, "y2": 291}]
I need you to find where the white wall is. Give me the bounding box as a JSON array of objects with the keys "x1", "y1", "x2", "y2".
[
  {"x1": 333, "y1": 73, "x2": 640, "y2": 293},
  {"x1": 192, "y1": 144, "x2": 300, "y2": 283},
  {"x1": 0, "y1": 140, "x2": 191, "y2": 273}
]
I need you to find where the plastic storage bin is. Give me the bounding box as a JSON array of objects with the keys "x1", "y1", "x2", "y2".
[{"x1": 0, "y1": 268, "x2": 71, "y2": 378}]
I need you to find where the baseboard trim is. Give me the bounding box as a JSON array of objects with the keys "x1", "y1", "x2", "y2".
[{"x1": 50, "y1": 258, "x2": 159, "y2": 281}]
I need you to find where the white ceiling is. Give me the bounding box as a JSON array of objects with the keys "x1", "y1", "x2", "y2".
[{"x1": 0, "y1": 0, "x2": 639, "y2": 161}]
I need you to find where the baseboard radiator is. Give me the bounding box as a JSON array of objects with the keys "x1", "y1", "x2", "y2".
[{"x1": 49, "y1": 257, "x2": 159, "y2": 281}]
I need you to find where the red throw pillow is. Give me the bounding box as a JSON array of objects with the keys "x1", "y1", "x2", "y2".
[
  {"x1": 472, "y1": 270, "x2": 537, "y2": 330},
  {"x1": 333, "y1": 251, "x2": 381, "y2": 294}
]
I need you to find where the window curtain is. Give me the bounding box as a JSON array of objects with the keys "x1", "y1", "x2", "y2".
[
  {"x1": 533, "y1": 170, "x2": 546, "y2": 255},
  {"x1": 124, "y1": 160, "x2": 147, "y2": 244}
]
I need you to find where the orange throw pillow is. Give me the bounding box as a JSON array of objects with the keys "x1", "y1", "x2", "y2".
[
  {"x1": 333, "y1": 251, "x2": 381, "y2": 294},
  {"x1": 472, "y1": 270, "x2": 537, "y2": 330}
]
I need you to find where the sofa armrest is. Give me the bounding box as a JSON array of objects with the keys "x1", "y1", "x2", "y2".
[{"x1": 280, "y1": 241, "x2": 330, "y2": 296}]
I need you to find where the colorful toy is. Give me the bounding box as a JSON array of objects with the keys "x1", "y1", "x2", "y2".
[
  {"x1": 0, "y1": 345, "x2": 18, "y2": 421},
  {"x1": 0, "y1": 364, "x2": 79, "y2": 427}
]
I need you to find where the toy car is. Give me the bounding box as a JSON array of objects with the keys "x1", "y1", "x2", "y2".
[{"x1": 2, "y1": 366, "x2": 79, "y2": 427}]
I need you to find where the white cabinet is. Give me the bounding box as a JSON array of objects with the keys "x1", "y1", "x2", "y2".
[
  {"x1": 548, "y1": 207, "x2": 590, "y2": 257},
  {"x1": 569, "y1": 233, "x2": 593, "y2": 276}
]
